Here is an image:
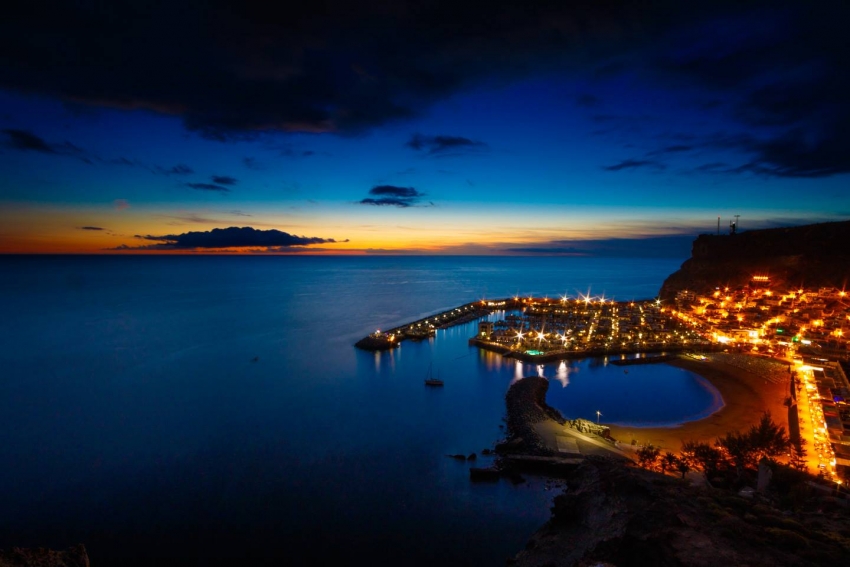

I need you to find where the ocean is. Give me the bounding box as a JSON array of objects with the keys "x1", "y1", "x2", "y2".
[{"x1": 0, "y1": 255, "x2": 715, "y2": 565}]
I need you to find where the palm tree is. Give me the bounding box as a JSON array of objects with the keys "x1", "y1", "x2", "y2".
[
  {"x1": 717, "y1": 412, "x2": 791, "y2": 478},
  {"x1": 675, "y1": 457, "x2": 691, "y2": 479},
  {"x1": 681, "y1": 440, "x2": 725, "y2": 480},
  {"x1": 747, "y1": 411, "x2": 790, "y2": 461},
  {"x1": 717, "y1": 430, "x2": 753, "y2": 477},
  {"x1": 662, "y1": 452, "x2": 678, "y2": 475},
  {"x1": 636, "y1": 443, "x2": 661, "y2": 470},
  {"x1": 789, "y1": 439, "x2": 808, "y2": 472}
]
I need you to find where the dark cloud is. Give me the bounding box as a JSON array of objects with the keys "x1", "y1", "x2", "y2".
[
  {"x1": 576, "y1": 94, "x2": 601, "y2": 107},
  {"x1": 645, "y1": 3, "x2": 850, "y2": 177},
  {"x1": 734, "y1": 129, "x2": 850, "y2": 178},
  {"x1": 2, "y1": 129, "x2": 56, "y2": 153},
  {"x1": 3, "y1": 1, "x2": 699, "y2": 139},
  {"x1": 156, "y1": 164, "x2": 194, "y2": 175},
  {"x1": 359, "y1": 198, "x2": 409, "y2": 207},
  {"x1": 211, "y1": 175, "x2": 238, "y2": 186},
  {"x1": 3, "y1": 2, "x2": 849, "y2": 178},
  {"x1": 280, "y1": 147, "x2": 318, "y2": 158},
  {"x1": 2, "y1": 130, "x2": 198, "y2": 177},
  {"x1": 660, "y1": 145, "x2": 692, "y2": 153},
  {"x1": 367, "y1": 185, "x2": 420, "y2": 198},
  {"x1": 602, "y1": 159, "x2": 666, "y2": 172},
  {"x1": 243, "y1": 157, "x2": 263, "y2": 170},
  {"x1": 2, "y1": 128, "x2": 92, "y2": 162},
  {"x1": 406, "y1": 134, "x2": 488, "y2": 156},
  {"x1": 693, "y1": 162, "x2": 728, "y2": 172},
  {"x1": 79, "y1": 226, "x2": 105, "y2": 231},
  {"x1": 230, "y1": 210, "x2": 252, "y2": 217},
  {"x1": 637, "y1": 143, "x2": 694, "y2": 161},
  {"x1": 504, "y1": 235, "x2": 697, "y2": 259},
  {"x1": 358, "y1": 185, "x2": 429, "y2": 207},
  {"x1": 592, "y1": 114, "x2": 642, "y2": 124},
  {"x1": 162, "y1": 213, "x2": 228, "y2": 224},
  {"x1": 185, "y1": 182, "x2": 230, "y2": 192},
  {"x1": 116, "y1": 226, "x2": 339, "y2": 250}
]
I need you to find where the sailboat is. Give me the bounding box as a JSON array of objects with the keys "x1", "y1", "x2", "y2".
[{"x1": 425, "y1": 362, "x2": 444, "y2": 386}]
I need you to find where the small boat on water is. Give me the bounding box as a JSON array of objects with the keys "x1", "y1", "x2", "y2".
[{"x1": 425, "y1": 363, "x2": 444, "y2": 387}]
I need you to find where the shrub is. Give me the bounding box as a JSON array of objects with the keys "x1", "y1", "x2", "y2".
[{"x1": 764, "y1": 527, "x2": 810, "y2": 550}]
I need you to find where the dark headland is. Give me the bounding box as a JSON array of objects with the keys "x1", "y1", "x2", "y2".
[{"x1": 660, "y1": 220, "x2": 850, "y2": 301}]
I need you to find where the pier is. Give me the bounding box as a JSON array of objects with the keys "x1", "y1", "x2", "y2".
[{"x1": 355, "y1": 298, "x2": 519, "y2": 350}]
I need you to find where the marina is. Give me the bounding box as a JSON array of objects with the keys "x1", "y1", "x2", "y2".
[{"x1": 357, "y1": 295, "x2": 715, "y2": 362}]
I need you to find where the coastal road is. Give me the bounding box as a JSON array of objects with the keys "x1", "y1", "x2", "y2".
[{"x1": 797, "y1": 366, "x2": 837, "y2": 478}]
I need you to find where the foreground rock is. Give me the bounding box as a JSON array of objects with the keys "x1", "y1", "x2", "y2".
[
  {"x1": 0, "y1": 545, "x2": 89, "y2": 567},
  {"x1": 512, "y1": 458, "x2": 850, "y2": 567},
  {"x1": 497, "y1": 377, "x2": 566, "y2": 456}
]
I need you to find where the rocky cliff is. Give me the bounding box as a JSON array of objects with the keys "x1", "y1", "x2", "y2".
[{"x1": 659, "y1": 220, "x2": 850, "y2": 300}]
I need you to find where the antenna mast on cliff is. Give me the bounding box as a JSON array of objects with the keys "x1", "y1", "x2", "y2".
[{"x1": 717, "y1": 216, "x2": 720, "y2": 235}]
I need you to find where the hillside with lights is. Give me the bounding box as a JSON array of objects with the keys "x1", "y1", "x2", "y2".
[{"x1": 660, "y1": 220, "x2": 850, "y2": 302}]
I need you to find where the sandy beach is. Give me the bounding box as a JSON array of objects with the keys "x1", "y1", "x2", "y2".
[{"x1": 603, "y1": 353, "x2": 792, "y2": 453}]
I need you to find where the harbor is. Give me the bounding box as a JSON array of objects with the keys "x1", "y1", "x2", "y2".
[{"x1": 357, "y1": 295, "x2": 715, "y2": 362}]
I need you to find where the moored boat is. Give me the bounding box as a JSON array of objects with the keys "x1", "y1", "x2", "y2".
[{"x1": 425, "y1": 363, "x2": 444, "y2": 386}]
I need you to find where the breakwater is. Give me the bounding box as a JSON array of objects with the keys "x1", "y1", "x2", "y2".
[
  {"x1": 355, "y1": 298, "x2": 519, "y2": 350},
  {"x1": 499, "y1": 376, "x2": 566, "y2": 455}
]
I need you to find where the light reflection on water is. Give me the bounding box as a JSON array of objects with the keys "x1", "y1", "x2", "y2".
[{"x1": 553, "y1": 360, "x2": 573, "y2": 388}]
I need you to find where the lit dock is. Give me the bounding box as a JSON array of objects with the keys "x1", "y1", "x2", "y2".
[{"x1": 355, "y1": 298, "x2": 519, "y2": 350}]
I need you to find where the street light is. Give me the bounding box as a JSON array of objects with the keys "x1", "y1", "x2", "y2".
[{"x1": 596, "y1": 410, "x2": 602, "y2": 424}]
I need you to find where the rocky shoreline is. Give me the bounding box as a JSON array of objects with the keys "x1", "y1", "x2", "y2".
[
  {"x1": 497, "y1": 377, "x2": 566, "y2": 456},
  {"x1": 511, "y1": 456, "x2": 850, "y2": 567},
  {"x1": 0, "y1": 545, "x2": 89, "y2": 567}
]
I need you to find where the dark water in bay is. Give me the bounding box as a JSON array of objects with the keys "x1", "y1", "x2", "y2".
[{"x1": 0, "y1": 255, "x2": 713, "y2": 565}]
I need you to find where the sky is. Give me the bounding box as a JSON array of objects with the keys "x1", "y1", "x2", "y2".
[{"x1": 1, "y1": 0, "x2": 849, "y2": 255}]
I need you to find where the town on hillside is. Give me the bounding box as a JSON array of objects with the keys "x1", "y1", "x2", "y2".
[{"x1": 669, "y1": 277, "x2": 850, "y2": 485}]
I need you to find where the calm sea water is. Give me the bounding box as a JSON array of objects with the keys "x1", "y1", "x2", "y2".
[{"x1": 0, "y1": 255, "x2": 712, "y2": 565}]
